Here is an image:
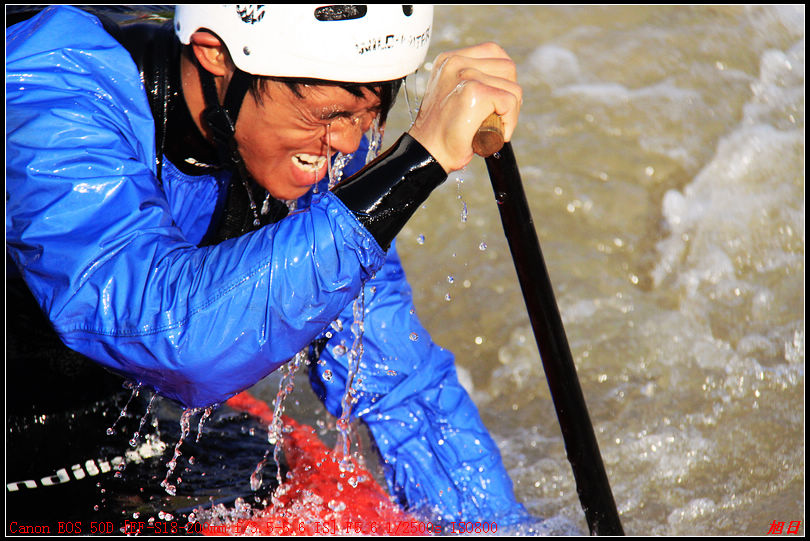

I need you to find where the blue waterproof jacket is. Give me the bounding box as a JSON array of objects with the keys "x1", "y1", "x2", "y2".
[{"x1": 6, "y1": 6, "x2": 530, "y2": 525}]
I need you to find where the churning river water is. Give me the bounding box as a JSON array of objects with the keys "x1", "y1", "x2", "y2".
[{"x1": 357, "y1": 5, "x2": 803, "y2": 536}]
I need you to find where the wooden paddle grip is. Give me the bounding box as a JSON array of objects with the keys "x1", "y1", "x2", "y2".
[{"x1": 473, "y1": 113, "x2": 505, "y2": 157}]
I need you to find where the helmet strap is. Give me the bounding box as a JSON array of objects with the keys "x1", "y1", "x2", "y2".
[
  {"x1": 195, "y1": 61, "x2": 289, "y2": 243},
  {"x1": 197, "y1": 63, "x2": 251, "y2": 166}
]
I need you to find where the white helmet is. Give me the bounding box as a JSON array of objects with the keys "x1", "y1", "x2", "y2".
[{"x1": 174, "y1": 4, "x2": 433, "y2": 83}]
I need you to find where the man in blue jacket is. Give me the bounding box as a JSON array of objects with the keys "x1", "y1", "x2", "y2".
[{"x1": 7, "y1": 5, "x2": 528, "y2": 529}]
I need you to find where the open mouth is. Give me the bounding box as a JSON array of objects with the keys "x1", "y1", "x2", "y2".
[{"x1": 292, "y1": 153, "x2": 327, "y2": 173}]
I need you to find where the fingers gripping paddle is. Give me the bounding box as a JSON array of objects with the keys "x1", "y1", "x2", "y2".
[{"x1": 474, "y1": 114, "x2": 624, "y2": 535}]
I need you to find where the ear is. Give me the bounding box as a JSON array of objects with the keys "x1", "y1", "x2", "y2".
[{"x1": 189, "y1": 31, "x2": 231, "y2": 77}]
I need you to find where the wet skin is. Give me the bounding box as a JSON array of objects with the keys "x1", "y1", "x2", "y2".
[{"x1": 233, "y1": 82, "x2": 381, "y2": 201}]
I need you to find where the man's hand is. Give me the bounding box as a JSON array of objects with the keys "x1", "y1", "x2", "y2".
[{"x1": 408, "y1": 42, "x2": 522, "y2": 173}]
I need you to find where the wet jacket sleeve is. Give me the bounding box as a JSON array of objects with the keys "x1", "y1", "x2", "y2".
[
  {"x1": 309, "y1": 243, "x2": 531, "y2": 525},
  {"x1": 6, "y1": 6, "x2": 387, "y2": 409}
]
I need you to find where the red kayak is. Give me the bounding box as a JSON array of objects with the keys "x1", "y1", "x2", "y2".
[{"x1": 200, "y1": 391, "x2": 420, "y2": 536}]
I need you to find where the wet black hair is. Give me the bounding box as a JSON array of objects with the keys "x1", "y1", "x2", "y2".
[{"x1": 249, "y1": 76, "x2": 404, "y2": 126}]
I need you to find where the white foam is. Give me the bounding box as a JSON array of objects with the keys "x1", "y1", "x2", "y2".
[{"x1": 527, "y1": 45, "x2": 582, "y2": 88}]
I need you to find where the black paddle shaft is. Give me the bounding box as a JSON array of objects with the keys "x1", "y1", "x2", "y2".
[{"x1": 483, "y1": 142, "x2": 624, "y2": 535}]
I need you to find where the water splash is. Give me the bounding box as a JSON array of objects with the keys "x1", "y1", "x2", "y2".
[
  {"x1": 365, "y1": 117, "x2": 383, "y2": 165},
  {"x1": 129, "y1": 392, "x2": 158, "y2": 448},
  {"x1": 324, "y1": 122, "x2": 353, "y2": 191},
  {"x1": 403, "y1": 77, "x2": 420, "y2": 124},
  {"x1": 334, "y1": 287, "x2": 366, "y2": 471},
  {"x1": 196, "y1": 405, "x2": 217, "y2": 443},
  {"x1": 456, "y1": 175, "x2": 469, "y2": 223},
  {"x1": 250, "y1": 350, "x2": 307, "y2": 493},
  {"x1": 160, "y1": 407, "x2": 200, "y2": 496},
  {"x1": 327, "y1": 152, "x2": 351, "y2": 190},
  {"x1": 107, "y1": 382, "x2": 142, "y2": 436}
]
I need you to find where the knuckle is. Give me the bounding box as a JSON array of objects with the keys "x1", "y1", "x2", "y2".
[
  {"x1": 444, "y1": 54, "x2": 465, "y2": 71},
  {"x1": 482, "y1": 41, "x2": 507, "y2": 56},
  {"x1": 456, "y1": 66, "x2": 478, "y2": 81},
  {"x1": 505, "y1": 58, "x2": 518, "y2": 79}
]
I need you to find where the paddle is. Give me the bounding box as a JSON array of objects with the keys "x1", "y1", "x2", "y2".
[{"x1": 473, "y1": 114, "x2": 624, "y2": 535}]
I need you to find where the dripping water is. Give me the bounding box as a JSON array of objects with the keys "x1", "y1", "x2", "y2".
[
  {"x1": 107, "y1": 382, "x2": 142, "y2": 436},
  {"x1": 250, "y1": 349, "x2": 307, "y2": 494},
  {"x1": 456, "y1": 174, "x2": 468, "y2": 223},
  {"x1": 365, "y1": 116, "x2": 383, "y2": 165},
  {"x1": 324, "y1": 123, "x2": 352, "y2": 191},
  {"x1": 334, "y1": 286, "x2": 366, "y2": 473},
  {"x1": 160, "y1": 407, "x2": 200, "y2": 496},
  {"x1": 403, "y1": 76, "x2": 420, "y2": 125},
  {"x1": 196, "y1": 405, "x2": 217, "y2": 443},
  {"x1": 129, "y1": 392, "x2": 158, "y2": 448}
]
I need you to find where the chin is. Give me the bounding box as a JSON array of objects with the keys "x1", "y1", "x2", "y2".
[{"x1": 266, "y1": 186, "x2": 312, "y2": 202}]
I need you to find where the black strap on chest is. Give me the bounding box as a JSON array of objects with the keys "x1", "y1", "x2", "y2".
[
  {"x1": 195, "y1": 64, "x2": 290, "y2": 243},
  {"x1": 113, "y1": 17, "x2": 289, "y2": 244}
]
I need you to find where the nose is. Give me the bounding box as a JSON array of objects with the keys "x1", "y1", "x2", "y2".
[{"x1": 325, "y1": 113, "x2": 376, "y2": 155}]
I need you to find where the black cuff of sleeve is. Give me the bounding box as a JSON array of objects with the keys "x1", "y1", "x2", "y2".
[{"x1": 331, "y1": 133, "x2": 448, "y2": 250}]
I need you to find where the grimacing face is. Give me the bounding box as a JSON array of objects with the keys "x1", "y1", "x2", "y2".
[{"x1": 233, "y1": 81, "x2": 382, "y2": 200}]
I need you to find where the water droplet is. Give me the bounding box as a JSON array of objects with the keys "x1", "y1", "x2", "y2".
[
  {"x1": 447, "y1": 275, "x2": 455, "y2": 284},
  {"x1": 479, "y1": 241, "x2": 487, "y2": 251},
  {"x1": 250, "y1": 463, "x2": 264, "y2": 491},
  {"x1": 416, "y1": 234, "x2": 425, "y2": 245},
  {"x1": 196, "y1": 405, "x2": 216, "y2": 443},
  {"x1": 328, "y1": 499, "x2": 347, "y2": 512},
  {"x1": 386, "y1": 369, "x2": 397, "y2": 376},
  {"x1": 445, "y1": 293, "x2": 452, "y2": 302},
  {"x1": 332, "y1": 344, "x2": 347, "y2": 356},
  {"x1": 460, "y1": 201, "x2": 468, "y2": 223},
  {"x1": 106, "y1": 384, "x2": 142, "y2": 436},
  {"x1": 409, "y1": 332, "x2": 419, "y2": 342},
  {"x1": 323, "y1": 369, "x2": 333, "y2": 381}
]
